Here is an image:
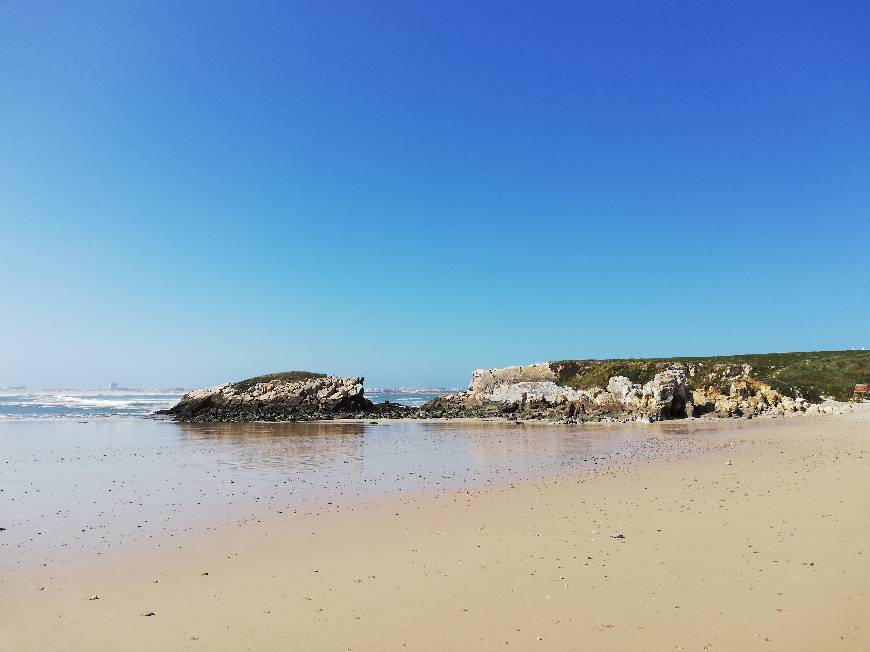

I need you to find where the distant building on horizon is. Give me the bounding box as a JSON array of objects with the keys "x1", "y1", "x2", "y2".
[{"x1": 109, "y1": 382, "x2": 119, "y2": 390}]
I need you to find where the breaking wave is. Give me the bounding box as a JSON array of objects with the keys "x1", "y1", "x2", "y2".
[{"x1": 0, "y1": 390, "x2": 184, "y2": 419}]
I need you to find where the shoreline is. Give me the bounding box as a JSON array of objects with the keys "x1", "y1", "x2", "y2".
[
  {"x1": 4, "y1": 408, "x2": 869, "y2": 650},
  {"x1": 154, "y1": 397, "x2": 858, "y2": 425}
]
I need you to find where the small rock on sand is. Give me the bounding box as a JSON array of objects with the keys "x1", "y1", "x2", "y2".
[
  {"x1": 141, "y1": 611, "x2": 156, "y2": 617},
  {"x1": 611, "y1": 532, "x2": 625, "y2": 539}
]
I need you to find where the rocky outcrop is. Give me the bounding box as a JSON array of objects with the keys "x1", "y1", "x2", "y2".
[
  {"x1": 163, "y1": 357, "x2": 838, "y2": 423},
  {"x1": 418, "y1": 363, "x2": 695, "y2": 422},
  {"x1": 690, "y1": 378, "x2": 810, "y2": 418},
  {"x1": 464, "y1": 363, "x2": 560, "y2": 404},
  {"x1": 466, "y1": 364, "x2": 587, "y2": 407},
  {"x1": 419, "y1": 361, "x2": 819, "y2": 422},
  {"x1": 163, "y1": 374, "x2": 376, "y2": 422}
]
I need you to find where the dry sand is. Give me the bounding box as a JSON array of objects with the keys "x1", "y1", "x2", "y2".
[{"x1": 3, "y1": 408, "x2": 869, "y2": 651}]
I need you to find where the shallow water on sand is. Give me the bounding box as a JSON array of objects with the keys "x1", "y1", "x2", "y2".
[{"x1": 0, "y1": 418, "x2": 714, "y2": 577}]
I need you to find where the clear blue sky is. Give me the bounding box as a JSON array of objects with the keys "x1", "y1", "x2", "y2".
[{"x1": 1, "y1": 1, "x2": 868, "y2": 389}]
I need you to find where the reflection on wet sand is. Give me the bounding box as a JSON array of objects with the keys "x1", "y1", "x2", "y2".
[
  {"x1": 180, "y1": 420, "x2": 367, "y2": 441},
  {"x1": 0, "y1": 418, "x2": 725, "y2": 577},
  {"x1": 177, "y1": 421, "x2": 367, "y2": 471}
]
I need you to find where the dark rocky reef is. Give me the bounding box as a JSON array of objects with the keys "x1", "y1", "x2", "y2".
[{"x1": 160, "y1": 373, "x2": 378, "y2": 422}]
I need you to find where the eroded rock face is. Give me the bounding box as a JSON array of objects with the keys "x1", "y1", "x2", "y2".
[
  {"x1": 420, "y1": 362, "x2": 818, "y2": 422},
  {"x1": 607, "y1": 376, "x2": 639, "y2": 403},
  {"x1": 642, "y1": 367, "x2": 693, "y2": 419},
  {"x1": 164, "y1": 375, "x2": 373, "y2": 422},
  {"x1": 690, "y1": 377, "x2": 813, "y2": 418},
  {"x1": 465, "y1": 363, "x2": 558, "y2": 405},
  {"x1": 432, "y1": 363, "x2": 695, "y2": 422}
]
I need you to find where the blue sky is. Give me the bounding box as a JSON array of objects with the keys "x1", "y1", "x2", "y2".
[{"x1": 1, "y1": 1, "x2": 868, "y2": 389}]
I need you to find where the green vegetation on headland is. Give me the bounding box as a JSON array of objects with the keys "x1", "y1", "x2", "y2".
[
  {"x1": 231, "y1": 371, "x2": 326, "y2": 392},
  {"x1": 550, "y1": 350, "x2": 870, "y2": 402}
]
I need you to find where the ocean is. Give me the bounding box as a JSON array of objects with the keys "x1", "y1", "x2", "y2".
[
  {"x1": 364, "y1": 388, "x2": 457, "y2": 407},
  {"x1": 0, "y1": 390, "x2": 184, "y2": 419},
  {"x1": 0, "y1": 387, "x2": 457, "y2": 419}
]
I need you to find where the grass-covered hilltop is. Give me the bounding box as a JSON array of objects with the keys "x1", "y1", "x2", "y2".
[
  {"x1": 550, "y1": 350, "x2": 870, "y2": 402},
  {"x1": 160, "y1": 350, "x2": 868, "y2": 423},
  {"x1": 229, "y1": 371, "x2": 326, "y2": 392}
]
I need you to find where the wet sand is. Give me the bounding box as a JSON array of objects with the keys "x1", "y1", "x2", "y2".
[
  {"x1": 2, "y1": 409, "x2": 869, "y2": 650},
  {"x1": 0, "y1": 418, "x2": 680, "y2": 576}
]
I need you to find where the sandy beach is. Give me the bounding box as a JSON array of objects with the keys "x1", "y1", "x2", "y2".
[
  {"x1": 5, "y1": 0, "x2": 867, "y2": 648},
  {"x1": 3, "y1": 408, "x2": 869, "y2": 651}
]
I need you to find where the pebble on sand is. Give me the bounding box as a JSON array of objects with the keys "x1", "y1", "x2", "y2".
[{"x1": 89, "y1": 594, "x2": 99, "y2": 601}]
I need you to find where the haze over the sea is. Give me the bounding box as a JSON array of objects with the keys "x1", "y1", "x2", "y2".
[{"x1": 2, "y1": 2, "x2": 867, "y2": 390}]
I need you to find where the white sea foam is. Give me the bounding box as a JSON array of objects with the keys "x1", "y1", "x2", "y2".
[
  {"x1": 0, "y1": 390, "x2": 184, "y2": 419},
  {"x1": 364, "y1": 388, "x2": 459, "y2": 407}
]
